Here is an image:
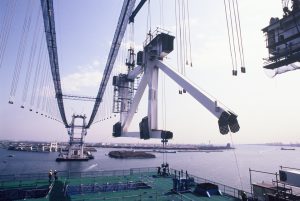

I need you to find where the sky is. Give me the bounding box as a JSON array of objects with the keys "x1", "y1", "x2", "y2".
[{"x1": 1, "y1": 0, "x2": 300, "y2": 145}]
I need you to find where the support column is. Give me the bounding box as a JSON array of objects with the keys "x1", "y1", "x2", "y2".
[{"x1": 147, "y1": 63, "x2": 159, "y2": 130}]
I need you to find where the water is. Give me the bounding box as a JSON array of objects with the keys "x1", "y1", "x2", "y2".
[{"x1": 1, "y1": 145, "x2": 299, "y2": 192}]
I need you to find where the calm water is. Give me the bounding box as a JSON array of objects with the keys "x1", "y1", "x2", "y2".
[{"x1": 1, "y1": 145, "x2": 299, "y2": 192}]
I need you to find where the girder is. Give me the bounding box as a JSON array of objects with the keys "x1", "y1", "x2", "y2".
[
  {"x1": 41, "y1": 0, "x2": 69, "y2": 127},
  {"x1": 86, "y1": 0, "x2": 136, "y2": 128}
]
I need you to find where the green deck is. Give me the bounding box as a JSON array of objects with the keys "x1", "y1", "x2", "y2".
[{"x1": 0, "y1": 167, "x2": 246, "y2": 201}]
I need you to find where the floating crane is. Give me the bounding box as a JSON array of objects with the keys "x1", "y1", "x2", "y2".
[
  {"x1": 112, "y1": 29, "x2": 240, "y2": 140},
  {"x1": 262, "y1": 0, "x2": 300, "y2": 77}
]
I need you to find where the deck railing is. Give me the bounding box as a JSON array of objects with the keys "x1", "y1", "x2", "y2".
[
  {"x1": 168, "y1": 168, "x2": 252, "y2": 199},
  {"x1": 0, "y1": 166, "x2": 251, "y2": 200}
]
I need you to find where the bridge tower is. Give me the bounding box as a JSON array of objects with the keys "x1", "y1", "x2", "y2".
[
  {"x1": 66, "y1": 114, "x2": 87, "y2": 159},
  {"x1": 50, "y1": 142, "x2": 58, "y2": 152}
]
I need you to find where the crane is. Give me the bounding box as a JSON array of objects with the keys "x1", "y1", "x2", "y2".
[
  {"x1": 112, "y1": 29, "x2": 240, "y2": 140},
  {"x1": 262, "y1": 0, "x2": 300, "y2": 77}
]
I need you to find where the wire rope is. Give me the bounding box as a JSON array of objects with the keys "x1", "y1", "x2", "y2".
[
  {"x1": 177, "y1": 0, "x2": 184, "y2": 76},
  {"x1": 229, "y1": 133, "x2": 244, "y2": 190},
  {"x1": 232, "y1": 0, "x2": 243, "y2": 69},
  {"x1": 146, "y1": 0, "x2": 152, "y2": 37},
  {"x1": 174, "y1": 0, "x2": 181, "y2": 94},
  {"x1": 182, "y1": 0, "x2": 188, "y2": 71},
  {"x1": 234, "y1": 0, "x2": 246, "y2": 68},
  {"x1": 227, "y1": 0, "x2": 238, "y2": 74},
  {"x1": 186, "y1": 0, "x2": 193, "y2": 67},
  {"x1": 223, "y1": 0, "x2": 236, "y2": 75}
]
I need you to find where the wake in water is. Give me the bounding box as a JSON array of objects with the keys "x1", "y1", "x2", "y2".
[{"x1": 83, "y1": 163, "x2": 98, "y2": 171}]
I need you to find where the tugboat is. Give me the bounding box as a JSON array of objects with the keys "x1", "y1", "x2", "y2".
[
  {"x1": 281, "y1": 147, "x2": 296, "y2": 151},
  {"x1": 56, "y1": 152, "x2": 89, "y2": 162}
]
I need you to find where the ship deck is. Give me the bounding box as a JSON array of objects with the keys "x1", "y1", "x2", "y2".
[{"x1": 0, "y1": 167, "x2": 247, "y2": 201}]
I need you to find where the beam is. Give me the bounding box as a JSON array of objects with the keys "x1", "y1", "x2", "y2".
[
  {"x1": 62, "y1": 94, "x2": 99, "y2": 102},
  {"x1": 122, "y1": 73, "x2": 147, "y2": 131},
  {"x1": 120, "y1": 130, "x2": 163, "y2": 139},
  {"x1": 127, "y1": 65, "x2": 143, "y2": 80},
  {"x1": 156, "y1": 60, "x2": 230, "y2": 119},
  {"x1": 129, "y1": 0, "x2": 147, "y2": 23}
]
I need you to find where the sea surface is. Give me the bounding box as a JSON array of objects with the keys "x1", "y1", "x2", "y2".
[{"x1": 1, "y1": 145, "x2": 299, "y2": 192}]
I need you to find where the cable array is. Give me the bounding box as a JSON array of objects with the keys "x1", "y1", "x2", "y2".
[
  {"x1": 174, "y1": 0, "x2": 193, "y2": 94},
  {"x1": 9, "y1": 1, "x2": 34, "y2": 103},
  {"x1": 0, "y1": 0, "x2": 16, "y2": 69},
  {"x1": 223, "y1": 0, "x2": 246, "y2": 76},
  {"x1": 6, "y1": 1, "x2": 62, "y2": 123}
]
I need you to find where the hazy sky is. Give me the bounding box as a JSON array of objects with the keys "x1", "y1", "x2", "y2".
[{"x1": 1, "y1": 0, "x2": 299, "y2": 145}]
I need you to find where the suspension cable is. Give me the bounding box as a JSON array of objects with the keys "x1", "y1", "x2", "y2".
[
  {"x1": 36, "y1": 56, "x2": 48, "y2": 112},
  {"x1": 21, "y1": 9, "x2": 42, "y2": 107},
  {"x1": 0, "y1": 0, "x2": 17, "y2": 69},
  {"x1": 30, "y1": 41, "x2": 45, "y2": 110},
  {"x1": 9, "y1": 0, "x2": 33, "y2": 103}
]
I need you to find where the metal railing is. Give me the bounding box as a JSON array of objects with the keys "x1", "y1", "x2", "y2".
[
  {"x1": 0, "y1": 166, "x2": 251, "y2": 200},
  {"x1": 169, "y1": 168, "x2": 252, "y2": 199},
  {"x1": 70, "y1": 191, "x2": 192, "y2": 201},
  {"x1": 0, "y1": 167, "x2": 157, "y2": 189}
]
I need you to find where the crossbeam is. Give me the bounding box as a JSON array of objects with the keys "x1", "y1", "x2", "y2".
[{"x1": 62, "y1": 94, "x2": 99, "y2": 102}]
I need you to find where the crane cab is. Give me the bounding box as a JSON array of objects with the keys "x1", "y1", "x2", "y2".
[{"x1": 262, "y1": 1, "x2": 300, "y2": 69}]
